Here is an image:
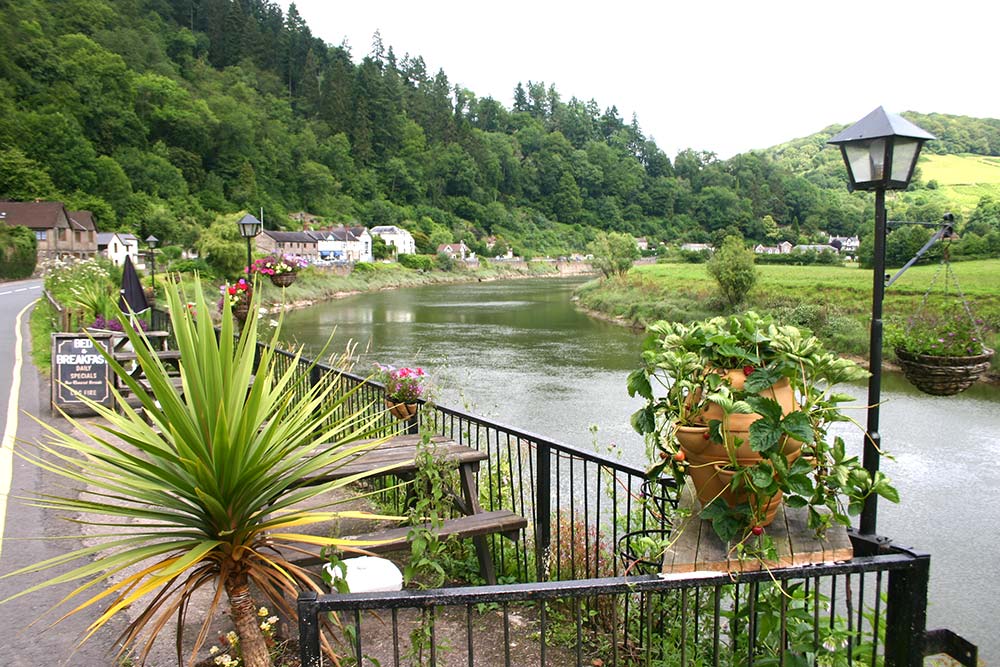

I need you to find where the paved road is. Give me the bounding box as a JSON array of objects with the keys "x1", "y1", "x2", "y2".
[{"x1": 0, "y1": 279, "x2": 126, "y2": 665}]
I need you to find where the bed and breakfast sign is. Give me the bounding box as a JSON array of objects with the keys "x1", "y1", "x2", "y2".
[{"x1": 51, "y1": 333, "x2": 114, "y2": 414}]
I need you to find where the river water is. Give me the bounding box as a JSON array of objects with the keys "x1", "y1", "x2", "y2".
[{"x1": 280, "y1": 276, "x2": 999, "y2": 659}]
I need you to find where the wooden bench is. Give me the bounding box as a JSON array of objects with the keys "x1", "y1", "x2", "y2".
[{"x1": 291, "y1": 510, "x2": 527, "y2": 577}]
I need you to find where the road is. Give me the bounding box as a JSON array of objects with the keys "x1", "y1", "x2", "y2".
[{"x1": 0, "y1": 279, "x2": 126, "y2": 665}]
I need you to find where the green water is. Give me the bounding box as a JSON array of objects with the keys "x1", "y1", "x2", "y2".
[{"x1": 280, "y1": 276, "x2": 999, "y2": 659}]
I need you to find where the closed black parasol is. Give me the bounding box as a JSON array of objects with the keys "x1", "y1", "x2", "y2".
[{"x1": 119, "y1": 254, "x2": 149, "y2": 314}]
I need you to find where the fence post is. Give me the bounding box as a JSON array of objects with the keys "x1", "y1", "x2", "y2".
[
  {"x1": 536, "y1": 441, "x2": 551, "y2": 581},
  {"x1": 297, "y1": 591, "x2": 321, "y2": 667},
  {"x1": 884, "y1": 552, "x2": 930, "y2": 667}
]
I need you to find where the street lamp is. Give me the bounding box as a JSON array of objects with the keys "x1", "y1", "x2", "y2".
[
  {"x1": 828, "y1": 107, "x2": 934, "y2": 536},
  {"x1": 236, "y1": 213, "x2": 263, "y2": 278},
  {"x1": 145, "y1": 235, "x2": 159, "y2": 293}
]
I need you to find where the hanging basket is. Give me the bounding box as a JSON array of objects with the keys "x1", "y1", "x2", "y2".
[
  {"x1": 233, "y1": 294, "x2": 252, "y2": 324},
  {"x1": 269, "y1": 271, "x2": 297, "y2": 288},
  {"x1": 895, "y1": 347, "x2": 994, "y2": 396},
  {"x1": 386, "y1": 399, "x2": 418, "y2": 420}
]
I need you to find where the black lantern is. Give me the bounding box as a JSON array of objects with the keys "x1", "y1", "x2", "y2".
[
  {"x1": 145, "y1": 235, "x2": 159, "y2": 292},
  {"x1": 236, "y1": 213, "x2": 263, "y2": 278},
  {"x1": 828, "y1": 108, "x2": 934, "y2": 537}
]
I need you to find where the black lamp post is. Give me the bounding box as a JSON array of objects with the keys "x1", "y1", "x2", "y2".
[
  {"x1": 236, "y1": 213, "x2": 263, "y2": 278},
  {"x1": 828, "y1": 107, "x2": 934, "y2": 536},
  {"x1": 145, "y1": 235, "x2": 159, "y2": 292}
]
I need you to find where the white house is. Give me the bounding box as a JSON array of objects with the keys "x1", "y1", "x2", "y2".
[
  {"x1": 97, "y1": 232, "x2": 141, "y2": 266},
  {"x1": 437, "y1": 242, "x2": 472, "y2": 260},
  {"x1": 828, "y1": 235, "x2": 861, "y2": 255},
  {"x1": 315, "y1": 226, "x2": 373, "y2": 263},
  {"x1": 754, "y1": 241, "x2": 794, "y2": 255},
  {"x1": 680, "y1": 243, "x2": 713, "y2": 253},
  {"x1": 370, "y1": 225, "x2": 416, "y2": 255}
]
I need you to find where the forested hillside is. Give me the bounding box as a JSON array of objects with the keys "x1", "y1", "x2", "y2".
[{"x1": 1, "y1": 0, "x2": 998, "y2": 259}]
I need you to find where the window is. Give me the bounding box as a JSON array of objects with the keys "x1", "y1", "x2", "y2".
[{"x1": 35, "y1": 230, "x2": 47, "y2": 241}]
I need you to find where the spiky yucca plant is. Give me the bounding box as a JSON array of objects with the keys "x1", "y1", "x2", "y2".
[{"x1": 3, "y1": 275, "x2": 392, "y2": 666}]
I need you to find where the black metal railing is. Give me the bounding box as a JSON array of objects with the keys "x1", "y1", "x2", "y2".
[{"x1": 248, "y1": 343, "x2": 974, "y2": 667}]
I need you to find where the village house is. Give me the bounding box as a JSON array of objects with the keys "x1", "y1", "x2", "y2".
[
  {"x1": 828, "y1": 235, "x2": 861, "y2": 255},
  {"x1": 370, "y1": 225, "x2": 416, "y2": 255},
  {"x1": 679, "y1": 242, "x2": 713, "y2": 253},
  {"x1": 635, "y1": 237, "x2": 649, "y2": 251},
  {"x1": 312, "y1": 226, "x2": 373, "y2": 263},
  {"x1": 437, "y1": 241, "x2": 472, "y2": 260},
  {"x1": 256, "y1": 230, "x2": 319, "y2": 260},
  {"x1": 0, "y1": 201, "x2": 97, "y2": 260},
  {"x1": 753, "y1": 240, "x2": 795, "y2": 255},
  {"x1": 97, "y1": 232, "x2": 141, "y2": 267}
]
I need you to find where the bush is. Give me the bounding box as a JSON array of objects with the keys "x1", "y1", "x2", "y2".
[
  {"x1": 169, "y1": 258, "x2": 212, "y2": 275},
  {"x1": 352, "y1": 261, "x2": 376, "y2": 273},
  {"x1": 0, "y1": 225, "x2": 37, "y2": 279},
  {"x1": 398, "y1": 253, "x2": 433, "y2": 271},
  {"x1": 706, "y1": 236, "x2": 758, "y2": 306},
  {"x1": 435, "y1": 252, "x2": 456, "y2": 272}
]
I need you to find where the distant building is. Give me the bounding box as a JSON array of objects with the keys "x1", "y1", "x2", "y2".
[
  {"x1": 370, "y1": 225, "x2": 416, "y2": 255},
  {"x1": 437, "y1": 242, "x2": 471, "y2": 260},
  {"x1": 828, "y1": 235, "x2": 860, "y2": 255},
  {"x1": 754, "y1": 241, "x2": 794, "y2": 255},
  {"x1": 289, "y1": 211, "x2": 321, "y2": 227},
  {"x1": 680, "y1": 243, "x2": 713, "y2": 253},
  {"x1": 0, "y1": 201, "x2": 97, "y2": 260},
  {"x1": 313, "y1": 226, "x2": 373, "y2": 263},
  {"x1": 794, "y1": 244, "x2": 838, "y2": 254},
  {"x1": 97, "y1": 232, "x2": 141, "y2": 266},
  {"x1": 257, "y1": 230, "x2": 319, "y2": 259},
  {"x1": 636, "y1": 237, "x2": 649, "y2": 251}
]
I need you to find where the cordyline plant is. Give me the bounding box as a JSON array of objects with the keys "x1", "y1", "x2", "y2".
[{"x1": 2, "y1": 275, "x2": 395, "y2": 667}]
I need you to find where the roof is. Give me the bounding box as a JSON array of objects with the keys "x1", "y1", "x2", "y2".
[
  {"x1": 97, "y1": 232, "x2": 138, "y2": 247},
  {"x1": 828, "y1": 107, "x2": 936, "y2": 144},
  {"x1": 262, "y1": 230, "x2": 315, "y2": 243},
  {"x1": 0, "y1": 201, "x2": 70, "y2": 229},
  {"x1": 68, "y1": 210, "x2": 96, "y2": 231}
]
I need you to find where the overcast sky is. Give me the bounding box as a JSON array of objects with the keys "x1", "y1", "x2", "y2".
[{"x1": 284, "y1": 0, "x2": 996, "y2": 159}]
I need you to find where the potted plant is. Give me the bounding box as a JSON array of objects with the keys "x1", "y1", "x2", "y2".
[
  {"x1": 886, "y1": 304, "x2": 994, "y2": 396},
  {"x1": 630, "y1": 312, "x2": 899, "y2": 549},
  {"x1": 221, "y1": 278, "x2": 253, "y2": 323},
  {"x1": 374, "y1": 364, "x2": 428, "y2": 419},
  {"x1": 251, "y1": 254, "x2": 308, "y2": 287}
]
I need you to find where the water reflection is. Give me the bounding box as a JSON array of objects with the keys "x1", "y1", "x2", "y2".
[{"x1": 279, "y1": 277, "x2": 999, "y2": 660}]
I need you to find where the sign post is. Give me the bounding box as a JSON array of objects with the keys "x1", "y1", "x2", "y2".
[{"x1": 51, "y1": 334, "x2": 114, "y2": 415}]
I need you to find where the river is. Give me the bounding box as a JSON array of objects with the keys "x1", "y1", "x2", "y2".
[{"x1": 279, "y1": 276, "x2": 999, "y2": 660}]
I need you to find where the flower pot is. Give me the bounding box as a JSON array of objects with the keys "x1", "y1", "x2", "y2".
[
  {"x1": 699, "y1": 373, "x2": 796, "y2": 430},
  {"x1": 233, "y1": 297, "x2": 251, "y2": 323},
  {"x1": 713, "y1": 464, "x2": 783, "y2": 527},
  {"x1": 386, "y1": 400, "x2": 418, "y2": 420},
  {"x1": 895, "y1": 347, "x2": 994, "y2": 396},
  {"x1": 269, "y1": 272, "x2": 297, "y2": 288}
]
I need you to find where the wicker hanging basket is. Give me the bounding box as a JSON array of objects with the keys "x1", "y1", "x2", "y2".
[
  {"x1": 269, "y1": 271, "x2": 297, "y2": 288},
  {"x1": 895, "y1": 347, "x2": 994, "y2": 396}
]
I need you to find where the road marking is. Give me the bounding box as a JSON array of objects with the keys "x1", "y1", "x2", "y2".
[{"x1": 0, "y1": 301, "x2": 34, "y2": 559}]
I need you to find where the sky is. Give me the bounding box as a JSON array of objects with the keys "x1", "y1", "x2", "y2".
[{"x1": 284, "y1": 0, "x2": 997, "y2": 159}]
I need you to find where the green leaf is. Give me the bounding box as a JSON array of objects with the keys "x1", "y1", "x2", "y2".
[
  {"x1": 780, "y1": 411, "x2": 814, "y2": 444},
  {"x1": 750, "y1": 466, "x2": 775, "y2": 489},
  {"x1": 749, "y1": 419, "x2": 781, "y2": 453},
  {"x1": 630, "y1": 405, "x2": 656, "y2": 434},
  {"x1": 626, "y1": 369, "x2": 652, "y2": 400},
  {"x1": 786, "y1": 473, "x2": 813, "y2": 496}
]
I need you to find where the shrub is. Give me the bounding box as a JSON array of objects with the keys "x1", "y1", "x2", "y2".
[
  {"x1": 398, "y1": 253, "x2": 433, "y2": 271},
  {"x1": 0, "y1": 225, "x2": 37, "y2": 279},
  {"x1": 707, "y1": 236, "x2": 758, "y2": 306}
]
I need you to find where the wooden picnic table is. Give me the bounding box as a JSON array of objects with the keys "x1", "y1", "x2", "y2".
[
  {"x1": 304, "y1": 433, "x2": 526, "y2": 585},
  {"x1": 660, "y1": 487, "x2": 853, "y2": 575}
]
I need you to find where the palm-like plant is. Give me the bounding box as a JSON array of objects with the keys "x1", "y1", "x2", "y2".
[{"x1": 3, "y1": 275, "x2": 390, "y2": 666}]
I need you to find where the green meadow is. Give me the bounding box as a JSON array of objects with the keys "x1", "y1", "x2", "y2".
[{"x1": 576, "y1": 259, "x2": 1000, "y2": 367}]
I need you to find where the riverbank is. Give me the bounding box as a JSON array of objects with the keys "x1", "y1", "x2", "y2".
[
  {"x1": 257, "y1": 260, "x2": 595, "y2": 314},
  {"x1": 574, "y1": 262, "x2": 1000, "y2": 386}
]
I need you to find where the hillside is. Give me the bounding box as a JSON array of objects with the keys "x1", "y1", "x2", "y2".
[{"x1": 0, "y1": 1, "x2": 997, "y2": 272}]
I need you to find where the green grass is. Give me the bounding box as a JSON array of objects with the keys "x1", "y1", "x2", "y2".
[
  {"x1": 576, "y1": 259, "x2": 1000, "y2": 366},
  {"x1": 921, "y1": 154, "x2": 1000, "y2": 185}
]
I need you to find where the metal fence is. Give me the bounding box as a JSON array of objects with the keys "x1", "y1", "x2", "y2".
[{"x1": 256, "y1": 344, "x2": 975, "y2": 667}]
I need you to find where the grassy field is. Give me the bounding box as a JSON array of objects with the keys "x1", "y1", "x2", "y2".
[
  {"x1": 576, "y1": 259, "x2": 1000, "y2": 368},
  {"x1": 920, "y1": 154, "x2": 1000, "y2": 185}
]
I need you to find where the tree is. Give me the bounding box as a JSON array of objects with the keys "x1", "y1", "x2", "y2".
[
  {"x1": 587, "y1": 231, "x2": 639, "y2": 279},
  {"x1": 707, "y1": 235, "x2": 758, "y2": 306},
  {"x1": 4, "y1": 276, "x2": 386, "y2": 667},
  {"x1": 372, "y1": 234, "x2": 390, "y2": 260}
]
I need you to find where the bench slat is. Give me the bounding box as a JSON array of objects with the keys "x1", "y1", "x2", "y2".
[{"x1": 345, "y1": 510, "x2": 527, "y2": 552}]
